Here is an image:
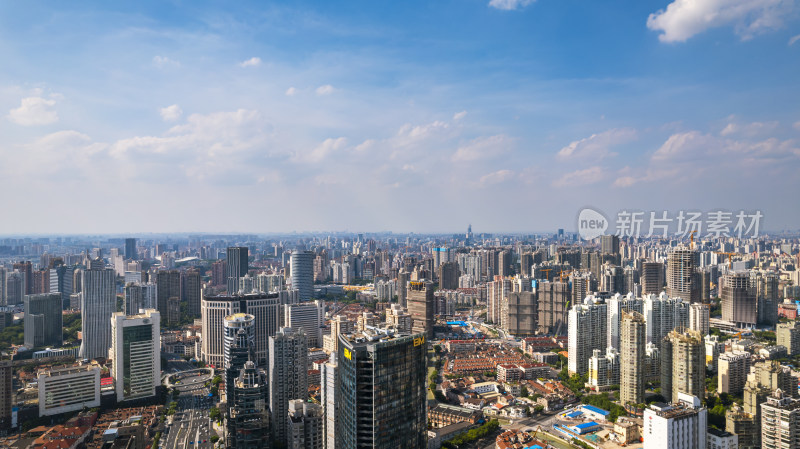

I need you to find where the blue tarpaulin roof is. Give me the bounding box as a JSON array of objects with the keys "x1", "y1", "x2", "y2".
[{"x1": 581, "y1": 404, "x2": 610, "y2": 415}]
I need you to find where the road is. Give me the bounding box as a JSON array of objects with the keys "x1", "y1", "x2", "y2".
[{"x1": 163, "y1": 388, "x2": 216, "y2": 449}]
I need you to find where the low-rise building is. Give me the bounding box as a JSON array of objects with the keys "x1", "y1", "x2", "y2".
[
  {"x1": 38, "y1": 364, "x2": 101, "y2": 417},
  {"x1": 707, "y1": 427, "x2": 737, "y2": 449},
  {"x1": 427, "y1": 403, "x2": 482, "y2": 428}
]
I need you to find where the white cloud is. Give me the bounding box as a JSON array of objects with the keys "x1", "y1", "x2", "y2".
[
  {"x1": 556, "y1": 128, "x2": 636, "y2": 160},
  {"x1": 647, "y1": 0, "x2": 791, "y2": 43},
  {"x1": 239, "y1": 57, "x2": 262, "y2": 67},
  {"x1": 285, "y1": 87, "x2": 297, "y2": 96},
  {"x1": 552, "y1": 166, "x2": 605, "y2": 188},
  {"x1": 719, "y1": 120, "x2": 778, "y2": 137},
  {"x1": 297, "y1": 137, "x2": 347, "y2": 163},
  {"x1": 354, "y1": 139, "x2": 375, "y2": 152},
  {"x1": 790, "y1": 34, "x2": 800, "y2": 45},
  {"x1": 153, "y1": 55, "x2": 180, "y2": 68},
  {"x1": 651, "y1": 131, "x2": 713, "y2": 161},
  {"x1": 480, "y1": 169, "x2": 515, "y2": 186},
  {"x1": 488, "y1": 0, "x2": 535, "y2": 11},
  {"x1": 315, "y1": 85, "x2": 336, "y2": 96},
  {"x1": 7, "y1": 97, "x2": 59, "y2": 126},
  {"x1": 453, "y1": 111, "x2": 467, "y2": 121},
  {"x1": 452, "y1": 134, "x2": 512, "y2": 162},
  {"x1": 159, "y1": 104, "x2": 183, "y2": 122},
  {"x1": 794, "y1": 121, "x2": 800, "y2": 130}
]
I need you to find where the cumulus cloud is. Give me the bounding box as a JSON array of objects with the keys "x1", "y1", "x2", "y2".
[
  {"x1": 647, "y1": 0, "x2": 791, "y2": 43},
  {"x1": 452, "y1": 134, "x2": 512, "y2": 162},
  {"x1": 453, "y1": 111, "x2": 467, "y2": 121},
  {"x1": 488, "y1": 0, "x2": 535, "y2": 11},
  {"x1": 7, "y1": 97, "x2": 59, "y2": 126},
  {"x1": 556, "y1": 128, "x2": 636, "y2": 161},
  {"x1": 790, "y1": 34, "x2": 800, "y2": 45},
  {"x1": 159, "y1": 104, "x2": 183, "y2": 122},
  {"x1": 315, "y1": 85, "x2": 336, "y2": 96},
  {"x1": 11, "y1": 130, "x2": 107, "y2": 177},
  {"x1": 651, "y1": 131, "x2": 714, "y2": 161},
  {"x1": 285, "y1": 87, "x2": 297, "y2": 96},
  {"x1": 479, "y1": 169, "x2": 515, "y2": 186},
  {"x1": 297, "y1": 137, "x2": 347, "y2": 163},
  {"x1": 152, "y1": 55, "x2": 180, "y2": 68},
  {"x1": 239, "y1": 57, "x2": 262, "y2": 67},
  {"x1": 552, "y1": 166, "x2": 605, "y2": 188}
]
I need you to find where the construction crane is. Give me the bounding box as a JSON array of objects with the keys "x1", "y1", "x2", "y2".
[
  {"x1": 558, "y1": 269, "x2": 572, "y2": 282},
  {"x1": 538, "y1": 268, "x2": 553, "y2": 280},
  {"x1": 715, "y1": 251, "x2": 739, "y2": 270},
  {"x1": 690, "y1": 230, "x2": 697, "y2": 249},
  {"x1": 530, "y1": 425, "x2": 545, "y2": 440}
]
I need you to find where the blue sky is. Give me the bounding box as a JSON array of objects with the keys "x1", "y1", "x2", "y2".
[{"x1": 0, "y1": 0, "x2": 798, "y2": 234}]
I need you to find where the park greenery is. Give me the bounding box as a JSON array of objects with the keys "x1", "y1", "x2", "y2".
[
  {"x1": 441, "y1": 419, "x2": 499, "y2": 448},
  {"x1": 582, "y1": 394, "x2": 628, "y2": 423}
]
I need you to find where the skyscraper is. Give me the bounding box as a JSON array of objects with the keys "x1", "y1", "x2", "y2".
[
  {"x1": 24, "y1": 293, "x2": 63, "y2": 349},
  {"x1": 661, "y1": 328, "x2": 705, "y2": 403},
  {"x1": 156, "y1": 269, "x2": 181, "y2": 320},
  {"x1": 201, "y1": 292, "x2": 280, "y2": 368},
  {"x1": 688, "y1": 303, "x2": 710, "y2": 335},
  {"x1": 125, "y1": 238, "x2": 137, "y2": 260},
  {"x1": 183, "y1": 269, "x2": 201, "y2": 318},
  {"x1": 397, "y1": 269, "x2": 409, "y2": 307},
  {"x1": 337, "y1": 329, "x2": 427, "y2": 448},
  {"x1": 79, "y1": 268, "x2": 116, "y2": 360},
  {"x1": 607, "y1": 293, "x2": 644, "y2": 350},
  {"x1": 620, "y1": 311, "x2": 646, "y2": 407},
  {"x1": 290, "y1": 251, "x2": 314, "y2": 301},
  {"x1": 224, "y1": 314, "x2": 255, "y2": 402},
  {"x1": 643, "y1": 393, "x2": 707, "y2": 449},
  {"x1": 601, "y1": 235, "x2": 620, "y2": 255},
  {"x1": 269, "y1": 327, "x2": 309, "y2": 446},
  {"x1": 536, "y1": 280, "x2": 571, "y2": 335},
  {"x1": 408, "y1": 281, "x2": 434, "y2": 339},
  {"x1": 284, "y1": 301, "x2": 324, "y2": 348},
  {"x1": 109, "y1": 309, "x2": 161, "y2": 402},
  {"x1": 568, "y1": 297, "x2": 608, "y2": 376},
  {"x1": 227, "y1": 361, "x2": 270, "y2": 449},
  {"x1": 639, "y1": 262, "x2": 664, "y2": 295},
  {"x1": 721, "y1": 272, "x2": 757, "y2": 328},
  {"x1": 501, "y1": 292, "x2": 537, "y2": 337},
  {"x1": 437, "y1": 261, "x2": 459, "y2": 290},
  {"x1": 227, "y1": 247, "x2": 250, "y2": 294},
  {"x1": 321, "y1": 355, "x2": 338, "y2": 449},
  {"x1": 666, "y1": 247, "x2": 700, "y2": 303},
  {"x1": 0, "y1": 360, "x2": 11, "y2": 431},
  {"x1": 644, "y1": 293, "x2": 689, "y2": 351}
]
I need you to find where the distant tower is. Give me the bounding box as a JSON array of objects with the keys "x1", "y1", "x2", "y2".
[
  {"x1": 24, "y1": 293, "x2": 63, "y2": 348},
  {"x1": 125, "y1": 238, "x2": 137, "y2": 260},
  {"x1": 156, "y1": 270, "x2": 181, "y2": 320},
  {"x1": 227, "y1": 247, "x2": 249, "y2": 294},
  {"x1": 666, "y1": 247, "x2": 700, "y2": 303},
  {"x1": 290, "y1": 251, "x2": 314, "y2": 301},
  {"x1": 601, "y1": 235, "x2": 620, "y2": 256},
  {"x1": 721, "y1": 272, "x2": 757, "y2": 328},
  {"x1": 641, "y1": 262, "x2": 665, "y2": 295}
]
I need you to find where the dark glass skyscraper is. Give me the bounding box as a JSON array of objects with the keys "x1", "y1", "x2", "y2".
[
  {"x1": 125, "y1": 238, "x2": 137, "y2": 260},
  {"x1": 336, "y1": 330, "x2": 427, "y2": 448},
  {"x1": 227, "y1": 247, "x2": 249, "y2": 294}
]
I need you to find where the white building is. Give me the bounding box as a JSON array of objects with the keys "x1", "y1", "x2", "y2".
[
  {"x1": 689, "y1": 303, "x2": 710, "y2": 335},
  {"x1": 707, "y1": 428, "x2": 737, "y2": 449},
  {"x1": 761, "y1": 389, "x2": 800, "y2": 449},
  {"x1": 110, "y1": 309, "x2": 161, "y2": 402},
  {"x1": 568, "y1": 296, "x2": 607, "y2": 376},
  {"x1": 284, "y1": 301, "x2": 324, "y2": 348},
  {"x1": 644, "y1": 292, "x2": 689, "y2": 349},
  {"x1": 38, "y1": 364, "x2": 100, "y2": 416},
  {"x1": 607, "y1": 293, "x2": 643, "y2": 350},
  {"x1": 643, "y1": 393, "x2": 707, "y2": 449},
  {"x1": 201, "y1": 292, "x2": 281, "y2": 368}
]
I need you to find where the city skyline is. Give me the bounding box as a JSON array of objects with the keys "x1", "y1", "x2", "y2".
[{"x1": 1, "y1": 1, "x2": 799, "y2": 234}]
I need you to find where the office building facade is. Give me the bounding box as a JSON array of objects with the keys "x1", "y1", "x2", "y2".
[
  {"x1": 269, "y1": 327, "x2": 309, "y2": 445},
  {"x1": 79, "y1": 268, "x2": 116, "y2": 360},
  {"x1": 24, "y1": 293, "x2": 63, "y2": 349},
  {"x1": 110, "y1": 309, "x2": 161, "y2": 402},
  {"x1": 290, "y1": 251, "x2": 314, "y2": 301}
]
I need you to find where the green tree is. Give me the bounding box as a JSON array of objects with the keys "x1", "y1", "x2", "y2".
[{"x1": 209, "y1": 407, "x2": 220, "y2": 421}]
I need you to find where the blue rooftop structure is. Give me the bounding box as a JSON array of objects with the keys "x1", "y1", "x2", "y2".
[
  {"x1": 447, "y1": 321, "x2": 467, "y2": 326},
  {"x1": 569, "y1": 421, "x2": 602, "y2": 435},
  {"x1": 565, "y1": 411, "x2": 583, "y2": 418},
  {"x1": 581, "y1": 404, "x2": 610, "y2": 416}
]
